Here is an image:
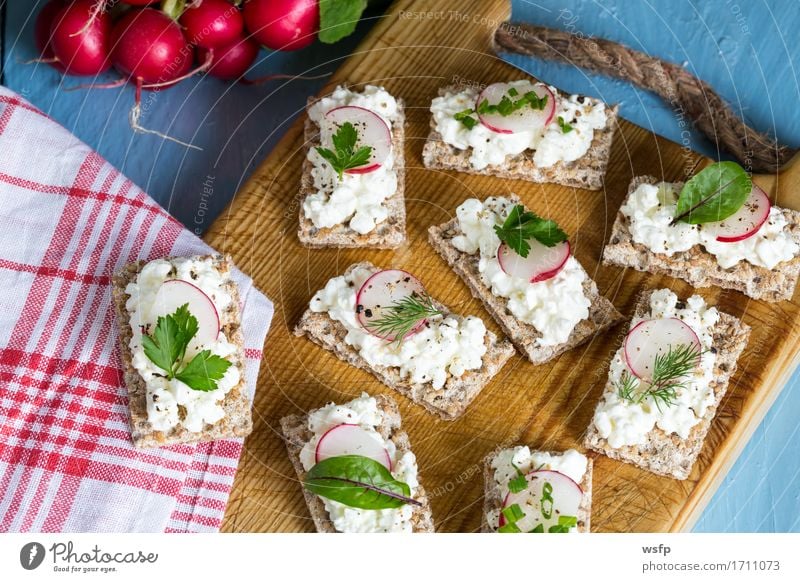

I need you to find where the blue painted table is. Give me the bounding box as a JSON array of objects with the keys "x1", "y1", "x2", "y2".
[{"x1": 2, "y1": 0, "x2": 797, "y2": 531}]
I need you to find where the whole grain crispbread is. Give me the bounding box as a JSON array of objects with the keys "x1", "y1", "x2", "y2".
[
  {"x1": 428, "y1": 199, "x2": 624, "y2": 365},
  {"x1": 583, "y1": 289, "x2": 751, "y2": 480},
  {"x1": 481, "y1": 448, "x2": 593, "y2": 533},
  {"x1": 280, "y1": 393, "x2": 435, "y2": 533},
  {"x1": 294, "y1": 261, "x2": 515, "y2": 420},
  {"x1": 422, "y1": 85, "x2": 618, "y2": 190},
  {"x1": 603, "y1": 175, "x2": 800, "y2": 302},
  {"x1": 297, "y1": 92, "x2": 406, "y2": 249},
  {"x1": 111, "y1": 254, "x2": 252, "y2": 448}
]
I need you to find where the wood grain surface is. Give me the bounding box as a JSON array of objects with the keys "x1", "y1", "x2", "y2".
[{"x1": 204, "y1": 0, "x2": 800, "y2": 532}]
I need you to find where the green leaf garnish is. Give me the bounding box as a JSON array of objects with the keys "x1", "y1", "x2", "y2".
[
  {"x1": 548, "y1": 515, "x2": 578, "y2": 533},
  {"x1": 557, "y1": 116, "x2": 574, "y2": 133},
  {"x1": 501, "y1": 503, "x2": 525, "y2": 525},
  {"x1": 362, "y1": 292, "x2": 442, "y2": 344},
  {"x1": 315, "y1": 121, "x2": 374, "y2": 181},
  {"x1": 529, "y1": 523, "x2": 545, "y2": 533},
  {"x1": 672, "y1": 161, "x2": 752, "y2": 225},
  {"x1": 175, "y1": 350, "x2": 232, "y2": 392},
  {"x1": 454, "y1": 108, "x2": 479, "y2": 129},
  {"x1": 498, "y1": 522, "x2": 522, "y2": 533},
  {"x1": 615, "y1": 342, "x2": 702, "y2": 411},
  {"x1": 494, "y1": 204, "x2": 568, "y2": 258},
  {"x1": 318, "y1": 0, "x2": 368, "y2": 44},
  {"x1": 508, "y1": 472, "x2": 528, "y2": 494},
  {"x1": 303, "y1": 455, "x2": 421, "y2": 509},
  {"x1": 141, "y1": 303, "x2": 230, "y2": 392}
]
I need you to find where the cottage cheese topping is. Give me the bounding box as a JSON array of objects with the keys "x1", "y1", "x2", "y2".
[
  {"x1": 430, "y1": 81, "x2": 607, "y2": 170},
  {"x1": 299, "y1": 393, "x2": 419, "y2": 533},
  {"x1": 592, "y1": 289, "x2": 720, "y2": 448},
  {"x1": 125, "y1": 257, "x2": 241, "y2": 433},
  {"x1": 303, "y1": 85, "x2": 399, "y2": 235},
  {"x1": 622, "y1": 182, "x2": 799, "y2": 269},
  {"x1": 452, "y1": 197, "x2": 590, "y2": 346},
  {"x1": 486, "y1": 447, "x2": 588, "y2": 531},
  {"x1": 309, "y1": 266, "x2": 488, "y2": 389}
]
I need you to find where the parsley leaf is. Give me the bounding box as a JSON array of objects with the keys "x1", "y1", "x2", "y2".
[
  {"x1": 141, "y1": 302, "x2": 231, "y2": 392},
  {"x1": 319, "y1": 0, "x2": 368, "y2": 44},
  {"x1": 175, "y1": 350, "x2": 232, "y2": 392},
  {"x1": 315, "y1": 121, "x2": 373, "y2": 180},
  {"x1": 494, "y1": 204, "x2": 568, "y2": 258},
  {"x1": 557, "y1": 116, "x2": 574, "y2": 133}
]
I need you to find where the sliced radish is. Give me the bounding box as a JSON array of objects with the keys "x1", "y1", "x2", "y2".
[
  {"x1": 323, "y1": 105, "x2": 391, "y2": 174},
  {"x1": 702, "y1": 185, "x2": 771, "y2": 243},
  {"x1": 315, "y1": 423, "x2": 392, "y2": 470},
  {"x1": 477, "y1": 81, "x2": 556, "y2": 134},
  {"x1": 356, "y1": 269, "x2": 427, "y2": 341},
  {"x1": 499, "y1": 470, "x2": 583, "y2": 532},
  {"x1": 497, "y1": 240, "x2": 570, "y2": 283},
  {"x1": 624, "y1": 318, "x2": 701, "y2": 380},
  {"x1": 148, "y1": 280, "x2": 220, "y2": 350}
]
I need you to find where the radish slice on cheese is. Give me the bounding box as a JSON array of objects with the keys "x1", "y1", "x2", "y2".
[
  {"x1": 476, "y1": 81, "x2": 556, "y2": 134},
  {"x1": 624, "y1": 318, "x2": 701, "y2": 380},
  {"x1": 702, "y1": 185, "x2": 771, "y2": 243},
  {"x1": 323, "y1": 105, "x2": 391, "y2": 174},
  {"x1": 315, "y1": 423, "x2": 392, "y2": 470},
  {"x1": 149, "y1": 279, "x2": 220, "y2": 350},
  {"x1": 356, "y1": 269, "x2": 428, "y2": 341},
  {"x1": 499, "y1": 470, "x2": 583, "y2": 532},
  {"x1": 497, "y1": 240, "x2": 570, "y2": 283}
]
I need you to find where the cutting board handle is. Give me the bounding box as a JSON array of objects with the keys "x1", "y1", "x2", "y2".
[{"x1": 493, "y1": 23, "x2": 794, "y2": 174}]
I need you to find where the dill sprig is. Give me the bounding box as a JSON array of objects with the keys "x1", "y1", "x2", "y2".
[
  {"x1": 364, "y1": 293, "x2": 442, "y2": 342},
  {"x1": 616, "y1": 343, "x2": 702, "y2": 411}
]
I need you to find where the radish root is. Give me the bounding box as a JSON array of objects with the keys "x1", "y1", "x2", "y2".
[
  {"x1": 69, "y1": 0, "x2": 107, "y2": 38},
  {"x1": 130, "y1": 78, "x2": 202, "y2": 150}
]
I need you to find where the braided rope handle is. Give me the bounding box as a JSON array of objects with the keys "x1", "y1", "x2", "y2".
[{"x1": 493, "y1": 23, "x2": 793, "y2": 173}]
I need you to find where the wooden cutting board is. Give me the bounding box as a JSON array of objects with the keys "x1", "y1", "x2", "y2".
[{"x1": 204, "y1": 0, "x2": 800, "y2": 532}]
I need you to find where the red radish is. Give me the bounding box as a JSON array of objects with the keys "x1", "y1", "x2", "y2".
[
  {"x1": 477, "y1": 81, "x2": 556, "y2": 134},
  {"x1": 323, "y1": 106, "x2": 392, "y2": 174},
  {"x1": 315, "y1": 424, "x2": 392, "y2": 470},
  {"x1": 702, "y1": 185, "x2": 772, "y2": 243},
  {"x1": 33, "y1": 0, "x2": 67, "y2": 72},
  {"x1": 356, "y1": 269, "x2": 427, "y2": 341},
  {"x1": 497, "y1": 240, "x2": 570, "y2": 283},
  {"x1": 180, "y1": 0, "x2": 245, "y2": 49},
  {"x1": 499, "y1": 470, "x2": 582, "y2": 532},
  {"x1": 49, "y1": 0, "x2": 112, "y2": 76},
  {"x1": 243, "y1": 0, "x2": 319, "y2": 51},
  {"x1": 121, "y1": 1, "x2": 159, "y2": 4},
  {"x1": 111, "y1": 9, "x2": 194, "y2": 86},
  {"x1": 198, "y1": 37, "x2": 259, "y2": 80},
  {"x1": 624, "y1": 318, "x2": 701, "y2": 380},
  {"x1": 149, "y1": 279, "x2": 220, "y2": 351}
]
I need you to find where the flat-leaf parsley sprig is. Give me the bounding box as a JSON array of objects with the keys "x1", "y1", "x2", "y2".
[
  {"x1": 142, "y1": 303, "x2": 231, "y2": 392},
  {"x1": 315, "y1": 121, "x2": 373, "y2": 180},
  {"x1": 454, "y1": 87, "x2": 549, "y2": 129},
  {"x1": 616, "y1": 342, "x2": 702, "y2": 411},
  {"x1": 494, "y1": 204, "x2": 568, "y2": 258}
]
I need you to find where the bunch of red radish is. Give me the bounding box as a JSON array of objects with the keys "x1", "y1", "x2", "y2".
[{"x1": 35, "y1": 0, "x2": 321, "y2": 143}]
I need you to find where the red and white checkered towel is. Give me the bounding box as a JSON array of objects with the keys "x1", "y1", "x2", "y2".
[{"x1": 0, "y1": 87, "x2": 273, "y2": 532}]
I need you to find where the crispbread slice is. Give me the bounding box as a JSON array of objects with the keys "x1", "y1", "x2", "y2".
[
  {"x1": 112, "y1": 254, "x2": 252, "y2": 448},
  {"x1": 297, "y1": 92, "x2": 406, "y2": 249},
  {"x1": 422, "y1": 85, "x2": 618, "y2": 190},
  {"x1": 603, "y1": 176, "x2": 800, "y2": 302},
  {"x1": 280, "y1": 393, "x2": 435, "y2": 533},
  {"x1": 294, "y1": 261, "x2": 515, "y2": 420},
  {"x1": 481, "y1": 448, "x2": 593, "y2": 533},
  {"x1": 428, "y1": 199, "x2": 623, "y2": 365},
  {"x1": 584, "y1": 290, "x2": 751, "y2": 480}
]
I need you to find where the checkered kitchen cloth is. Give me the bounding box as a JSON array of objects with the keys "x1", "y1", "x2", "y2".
[{"x1": 0, "y1": 87, "x2": 273, "y2": 532}]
